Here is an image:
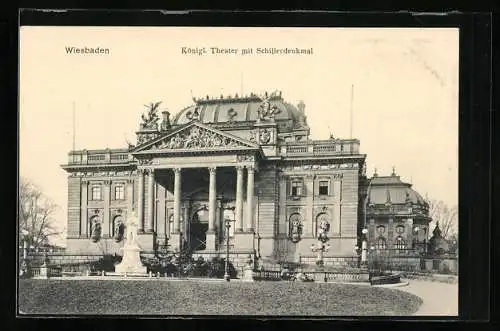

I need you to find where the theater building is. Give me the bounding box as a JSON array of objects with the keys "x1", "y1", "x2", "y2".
[{"x1": 61, "y1": 91, "x2": 430, "y2": 263}]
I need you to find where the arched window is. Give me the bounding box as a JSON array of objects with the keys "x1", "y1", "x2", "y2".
[
  {"x1": 395, "y1": 225, "x2": 405, "y2": 234},
  {"x1": 395, "y1": 236, "x2": 406, "y2": 249},
  {"x1": 113, "y1": 216, "x2": 124, "y2": 242},
  {"x1": 288, "y1": 213, "x2": 303, "y2": 242},
  {"x1": 377, "y1": 225, "x2": 386, "y2": 234},
  {"x1": 376, "y1": 237, "x2": 387, "y2": 249},
  {"x1": 89, "y1": 216, "x2": 101, "y2": 242},
  {"x1": 315, "y1": 213, "x2": 330, "y2": 238}
]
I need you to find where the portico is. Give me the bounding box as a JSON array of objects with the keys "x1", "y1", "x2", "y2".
[{"x1": 131, "y1": 125, "x2": 261, "y2": 253}]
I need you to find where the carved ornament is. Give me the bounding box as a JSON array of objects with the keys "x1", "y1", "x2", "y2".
[
  {"x1": 155, "y1": 126, "x2": 244, "y2": 150},
  {"x1": 259, "y1": 129, "x2": 271, "y2": 144},
  {"x1": 140, "y1": 101, "x2": 161, "y2": 130},
  {"x1": 257, "y1": 94, "x2": 281, "y2": 121},
  {"x1": 138, "y1": 159, "x2": 153, "y2": 166},
  {"x1": 288, "y1": 213, "x2": 303, "y2": 243},
  {"x1": 237, "y1": 154, "x2": 255, "y2": 162}
]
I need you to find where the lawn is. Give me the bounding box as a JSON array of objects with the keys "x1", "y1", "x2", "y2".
[{"x1": 18, "y1": 279, "x2": 422, "y2": 316}]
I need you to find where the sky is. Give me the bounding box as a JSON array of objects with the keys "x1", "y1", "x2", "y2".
[{"x1": 19, "y1": 27, "x2": 459, "y2": 246}]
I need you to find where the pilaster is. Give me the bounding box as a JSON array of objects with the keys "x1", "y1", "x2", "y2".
[
  {"x1": 81, "y1": 179, "x2": 88, "y2": 237},
  {"x1": 305, "y1": 174, "x2": 314, "y2": 236},
  {"x1": 137, "y1": 169, "x2": 145, "y2": 232},
  {"x1": 103, "y1": 180, "x2": 111, "y2": 237},
  {"x1": 245, "y1": 165, "x2": 255, "y2": 232}
]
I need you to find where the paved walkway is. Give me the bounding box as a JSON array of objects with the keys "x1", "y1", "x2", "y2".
[{"x1": 396, "y1": 279, "x2": 458, "y2": 316}]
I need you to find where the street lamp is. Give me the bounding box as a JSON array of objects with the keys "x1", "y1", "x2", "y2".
[
  {"x1": 363, "y1": 177, "x2": 374, "y2": 230},
  {"x1": 19, "y1": 229, "x2": 30, "y2": 276},
  {"x1": 310, "y1": 229, "x2": 330, "y2": 268},
  {"x1": 361, "y1": 228, "x2": 368, "y2": 265},
  {"x1": 224, "y1": 217, "x2": 232, "y2": 282},
  {"x1": 218, "y1": 192, "x2": 235, "y2": 282}
]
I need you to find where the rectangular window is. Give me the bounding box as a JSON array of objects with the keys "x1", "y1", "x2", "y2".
[
  {"x1": 91, "y1": 186, "x2": 102, "y2": 200},
  {"x1": 114, "y1": 185, "x2": 125, "y2": 200},
  {"x1": 318, "y1": 180, "x2": 329, "y2": 195},
  {"x1": 291, "y1": 180, "x2": 302, "y2": 196}
]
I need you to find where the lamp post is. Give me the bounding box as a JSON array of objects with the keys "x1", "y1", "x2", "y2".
[
  {"x1": 224, "y1": 217, "x2": 231, "y2": 282},
  {"x1": 363, "y1": 177, "x2": 374, "y2": 231},
  {"x1": 218, "y1": 192, "x2": 235, "y2": 282},
  {"x1": 413, "y1": 226, "x2": 419, "y2": 253},
  {"x1": 19, "y1": 229, "x2": 29, "y2": 276},
  {"x1": 310, "y1": 230, "x2": 330, "y2": 268},
  {"x1": 361, "y1": 228, "x2": 368, "y2": 266}
]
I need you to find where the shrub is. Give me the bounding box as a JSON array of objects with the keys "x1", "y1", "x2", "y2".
[
  {"x1": 90, "y1": 254, "x2": 122, "y2": 272},
  {"x1": 206, "y1": 257, "x2": 237, "y2": 279}
]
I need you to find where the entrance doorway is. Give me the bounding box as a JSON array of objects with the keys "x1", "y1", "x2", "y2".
[{"x1": 189, "y1": 208, "x2": 208, "y2": 251}]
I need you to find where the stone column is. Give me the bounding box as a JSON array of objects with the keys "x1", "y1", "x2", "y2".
[
  {"x1": 245, "y1": 166, "x2": 255, "y2": 232},
  {"x1": 81, "y1": 179, "x2": 88, "y2": 237},
  {"x1": 368, "y1": 218, "x2": 375, "y2": 246},
  {"x1": 235, "y1": 166, "x2": 244, "y2": 232},
  {"x1": 406, "y1": 218, "x2": 414, "y2": 248},
  {"x1": 305, "y1": 174, "x2": 314, "y2": 236},
  {"x1": 208, "y1": 167, "x2": 217, "y2": 232},
  {"x1": 173, "y1": 168, "x2": 182, "y2": 233},
  {"x1": 147, "y1": 169, "x2": 155, "y2": 232},
  {"x1": 278, "y1": 173, "x2": 287, "y2": 236},
  {"x1": 137, "y1": 169, "x2": 145, "y2": 232},
  {"x1": 126, "y1": 179, "x2": 134, "y2": 213}
]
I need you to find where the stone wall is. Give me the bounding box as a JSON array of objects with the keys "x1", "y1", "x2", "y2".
[{"x1": 67, "y1": 177, "x2": 82, "y2": 237}]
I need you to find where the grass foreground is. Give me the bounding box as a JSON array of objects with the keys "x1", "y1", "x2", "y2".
[{"x1": 18, "y1": 279, "x2": 422, "y2": 316}]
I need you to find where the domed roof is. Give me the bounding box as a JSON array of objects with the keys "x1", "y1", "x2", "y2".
[
  {"x1": 172, "y1": 92, "x2": 306, "y2": 128},
  {"x1": 367, "y1": 171, "x2": 428, "y2": 207}
]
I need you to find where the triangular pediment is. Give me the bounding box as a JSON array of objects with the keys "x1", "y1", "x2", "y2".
[{"x1": 133, "y1": 121, "x2": 260, "y2": 154}]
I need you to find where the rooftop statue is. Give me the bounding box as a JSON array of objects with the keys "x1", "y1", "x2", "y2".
[
  {"x1": 257, "y1": 92, "x2": 281, "y2": 122},
  {"x1": 140, "y1": 101, "x2": 162, "y2": 129}
]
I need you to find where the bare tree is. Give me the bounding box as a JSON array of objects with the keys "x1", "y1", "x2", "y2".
[
  {"x1": 18, "y1": 177, "x2": 62, "y2": 250},
  {"x1": 426, "y1": 198, "x2": 458, "y2": 240}
]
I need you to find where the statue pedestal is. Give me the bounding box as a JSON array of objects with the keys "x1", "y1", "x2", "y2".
[
  {"x1": 115, "y1": 244, "x2": 147, "y2": 274},
  {"x1": 39, "y1": 263, "x2": 49, "y2": 279},
  {"x1": 242, "y1": 266, "x2": 255, "y2": 282}
]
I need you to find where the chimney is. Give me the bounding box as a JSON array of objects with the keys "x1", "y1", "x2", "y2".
[
  {"x1": 297, "y1": 100, "x2": 305, "y2": 114},
  {"x1": 161, "y1": 110, "x2": 171, "y2": 131}
]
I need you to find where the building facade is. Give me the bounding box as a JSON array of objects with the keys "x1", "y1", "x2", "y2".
[{"x1": 61, "y1": 91, "x2": 430, "y2": 263}]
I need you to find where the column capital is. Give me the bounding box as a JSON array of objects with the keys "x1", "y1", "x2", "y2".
[
  {"x1": 173, "y1": 167, "x2": 182, "y2": 175},
  {"x1": 236, "y1": 165, "x2": 245, "y2": 172},
  {"x1": 126, "y1": 179, "x2": 134, "y2": 184},
  {"x1": 246, "y1": 164, "x2": 257, "y2": 172},
  {"x1": 103, "y1": 180, "x2": 111, "y2": 185},
  {"x1": 208, "y1": 166, "x2": 217, "y2": 174}
]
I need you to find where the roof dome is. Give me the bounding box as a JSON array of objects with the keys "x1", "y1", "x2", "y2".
[
  {"x1": 367, "y1": 172, "x2": 428, "y2": 208},
  {"x1": 172, "y1": 92, "x2": 307, "y2": 128}
]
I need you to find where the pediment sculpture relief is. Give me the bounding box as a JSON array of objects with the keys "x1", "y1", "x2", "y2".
[{"x1": 155, "y1": 126, "x2": 246, "y2": 150}]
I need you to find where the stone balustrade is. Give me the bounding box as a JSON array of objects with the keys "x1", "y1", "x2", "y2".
[
  {"x1": 67, "y1": 149, "x2": 131, "y2": 165},
  {"x1": 280, "y1": 139, "x2": 360, "y2": 156}
]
